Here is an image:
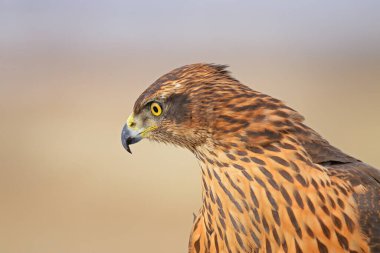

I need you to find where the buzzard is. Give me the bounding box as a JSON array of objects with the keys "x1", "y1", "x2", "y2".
[{"x1": 121, "y1": 64, "x2": 380, "y2": 253}]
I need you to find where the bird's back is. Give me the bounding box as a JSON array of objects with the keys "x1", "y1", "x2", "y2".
[{"x1": 300, "y1": 125, "x2": 380, "y2": 252}]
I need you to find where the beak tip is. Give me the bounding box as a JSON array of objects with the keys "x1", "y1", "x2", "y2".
[
  {"x1": 121, "y1": 125, "x2": 132, "y2": 154},
  {"x1": 125, "y1": 136, "x2": 133, "y2": 154},
  {"x1": 126, "y1": 145, "x2": 132, "y2": 154}
]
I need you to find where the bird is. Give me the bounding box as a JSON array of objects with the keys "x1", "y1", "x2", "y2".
[{"x1": 121, "y1": 64, "x2": 380, "y2": 253}]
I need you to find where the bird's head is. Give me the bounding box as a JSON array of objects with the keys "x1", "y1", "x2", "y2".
[{"x1": 122, "y1": 63, "x2": 304, "y2": 153}]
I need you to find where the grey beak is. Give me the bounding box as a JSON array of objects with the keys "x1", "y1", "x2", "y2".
[{"x1": 121, "y1": 124, "x2": 142, "y2": 154}]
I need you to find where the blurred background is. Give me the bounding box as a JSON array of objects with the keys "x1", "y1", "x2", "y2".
[{"x1": 0, "y1": 1, "x2": 379, "y2": 252}]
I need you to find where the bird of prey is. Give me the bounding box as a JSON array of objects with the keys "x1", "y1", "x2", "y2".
[{"x1": 121, "y1": 64, "x2": 380, "y2": 253}]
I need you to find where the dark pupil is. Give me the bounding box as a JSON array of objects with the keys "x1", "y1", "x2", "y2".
[{"x1": 153, "y1": 106, "x2": 159, "y2": 113}]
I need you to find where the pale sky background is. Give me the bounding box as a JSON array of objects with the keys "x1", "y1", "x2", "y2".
[{"x1": 0, "y1": 1, "x2": 379, "y2": 253}]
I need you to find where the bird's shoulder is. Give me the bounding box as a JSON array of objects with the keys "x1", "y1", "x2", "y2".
[{"x1": 299, "y1": 125, "x2": 380, "y2": 252}]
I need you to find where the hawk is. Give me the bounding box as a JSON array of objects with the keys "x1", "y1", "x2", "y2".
[{"x1": 121, "y1": 64, "x2": 380, "y2": 253}]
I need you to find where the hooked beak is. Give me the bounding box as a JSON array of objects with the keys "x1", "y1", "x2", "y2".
[{"x1": 121, "y1": 124, "x2": 142, "y2": 154}]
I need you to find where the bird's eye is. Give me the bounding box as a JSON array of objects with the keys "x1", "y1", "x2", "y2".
[{"x1": 150, "y1": 102, "x2": 162, "y2": 116}]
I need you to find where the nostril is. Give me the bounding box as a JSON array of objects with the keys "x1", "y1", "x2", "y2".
[{"x1": 127, "y1": 120, "x2": 136, "y2": 128}]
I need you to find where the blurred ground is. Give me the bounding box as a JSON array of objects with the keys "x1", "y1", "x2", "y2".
[{"x1": 0, "y1": 1, "x2": 379, "y2": 253}]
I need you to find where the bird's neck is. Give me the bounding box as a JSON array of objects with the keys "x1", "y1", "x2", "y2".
[
  {"x1": 190, "y1": 135, "x2": 367, "y2": 253},
  {"x1": 194, "y1": 136, "x2": 322, "y2": 209}
]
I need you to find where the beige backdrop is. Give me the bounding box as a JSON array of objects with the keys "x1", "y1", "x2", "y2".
[{"x1": 1, "y1": 1, "x2": 379, "y2": 253}]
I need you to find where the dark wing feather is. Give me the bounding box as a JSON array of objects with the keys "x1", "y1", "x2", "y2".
[
  {"x1": 299, "y1": 124, "x2": 358, "y2": 164},
  {"x1": 300, "y1": 125, "x2": 380, "y2": 252}
]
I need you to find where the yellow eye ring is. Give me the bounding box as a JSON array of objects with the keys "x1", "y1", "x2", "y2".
[{"x1": 150, "y1": 102, "x2": 162, "y2": 116}]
